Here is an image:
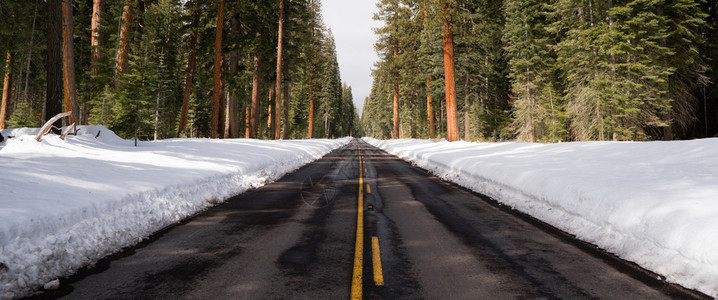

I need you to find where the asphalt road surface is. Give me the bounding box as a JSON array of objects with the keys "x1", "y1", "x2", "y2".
[{"x1": 31, "y1": 139, "x2": 708, "y2": 299}]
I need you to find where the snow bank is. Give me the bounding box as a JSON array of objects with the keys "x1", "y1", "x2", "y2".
[
  {"x1": 0, "y1": 126, "x2": 350, "y2": 299},
  {"x1": 364, "y1": 137, "x2": 718, "y2": 297}
]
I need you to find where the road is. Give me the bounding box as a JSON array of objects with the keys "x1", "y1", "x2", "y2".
[{"x1": 32, "y1": 139, "x2": 707, "y2": 299}]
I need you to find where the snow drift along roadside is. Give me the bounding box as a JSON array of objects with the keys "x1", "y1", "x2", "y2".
[
  {"x1": 0, "y1": 126, "x2": 350, "y2": 299},
  {"x1": 364, "y1": 137, "x2": 718, "y2": 297}
]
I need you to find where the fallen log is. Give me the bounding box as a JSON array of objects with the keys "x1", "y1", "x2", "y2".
[{"x1": 35, "y1": 111, "x2": 72, "y2": 142}]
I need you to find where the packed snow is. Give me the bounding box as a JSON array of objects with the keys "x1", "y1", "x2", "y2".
[
  {"x1": 0, "y1": 126, "x2": 350, "y2": 299},
  {"x1": 363, "y1": 137, "x2": 718, "y2": 297}
]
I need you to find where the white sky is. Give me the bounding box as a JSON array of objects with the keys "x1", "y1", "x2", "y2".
[{"x1": 321, "y1": 0, "x2": 381, "y2": 116}]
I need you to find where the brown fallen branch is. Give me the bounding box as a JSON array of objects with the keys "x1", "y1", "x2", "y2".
[{"x1": 35, "y1": 111, "x2": 72, "y2": 141}]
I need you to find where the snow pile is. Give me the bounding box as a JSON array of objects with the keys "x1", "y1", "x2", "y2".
[
  {"x1": 364, "y1": 137, "x2": 718, "y2": 297},
  {"x1": 0, "y1": 126, "x2": 350, "y2": 299}
]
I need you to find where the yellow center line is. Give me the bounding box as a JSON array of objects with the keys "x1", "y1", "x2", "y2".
[
  {"x1": 372, "y1": 236, "x2": 384, "y2": 286},
  {"x1": 351, "y1": 145, "x2": 364, "y2": 299},
  {"x1": 366, "y1": 184, "x2": 371, "y2": 194}
]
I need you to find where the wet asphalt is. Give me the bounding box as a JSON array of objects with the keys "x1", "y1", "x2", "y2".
[{"x1": 29, "y1": 139, "x2": 708, "y2": 299}]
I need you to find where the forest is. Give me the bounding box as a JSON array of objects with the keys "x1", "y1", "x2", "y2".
[
  {"x1": 0, "y1": 0, "x2": 359, "y2": 141},
  {"x1": 364, "y1": 0, "x2": 718, "y2": 142}
]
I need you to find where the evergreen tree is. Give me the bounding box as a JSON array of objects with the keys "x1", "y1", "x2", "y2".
[
  {"x1": 503, "y1": 0, "x2": 563, "y2": 142},
  {"x1": 374, "y1": 0, "x2": 411, "y2": 138},
  {"x1": 455, "y1": 0, "x2": 510, "y2": 141}
]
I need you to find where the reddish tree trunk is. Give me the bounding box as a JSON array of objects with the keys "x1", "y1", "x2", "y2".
[
  {"x1": 210, "y1": 0, "x2": 226, "y2": 138},
  {"x1": 87, "y1": 0, "x2": 104, "y2": 124},
  {"x1": 245, "y1": 105, "x2": 251, "y2": 138},
  {"x1": 178, "y1": 8, "x2": 200, "y2": 135},
  {"x1": 308, "y1": 60, "x2": 315, "y2": 139},
  {"x1": 115, "y1": 0, "x2": 133, "y2": 77},
  {"x1": 62, "y1": 0, "x2": 79, "y2": 124},
  {"x1": 274, "y1": 0, "x2": 284, "y2": 139},
  {"x1": 90, "y1": 0, "x2": 103, "y2": 75},
  {"x1": 0, "y1": 52, "x2": 11, "y2": 129},
  {"x1": 442, "y1": 2, "x2": 458, "y2": 142},
  {"x1": 308, "y1": 78, "x2": 314, "y2": 138},
  {"x1": 427, "y1": 77, "x2": 435, "y2": 138}
]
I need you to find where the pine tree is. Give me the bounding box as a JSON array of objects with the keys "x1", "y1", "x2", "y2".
[
  {"x1": 374, "y1": 0, "x2": 408, "y2": 139},
  {"x1": 178, "y1": 2, "x2": 200, "y2": 136},
  {"x1": 662, "y1": 0, "x2": 709, "y2": 139},
  {"x1": 503, "y1": 0, "x2": 564, "y2": 142}
]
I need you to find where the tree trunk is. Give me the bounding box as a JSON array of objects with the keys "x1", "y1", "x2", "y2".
[
  {"x1": 87, "y1": 0, "x2": 104, "y2": 124},
  {"x1": 0, "y1": 52, "x2": 11, "y2": 129},
  {"x1": 224, "y1": 14, "x2": 239, "y2": 139},
  {"x1": 218, "y1": 79, "x2": 226, "y2": 138},
  {"x1": 308, "y1": 63, "x2": 315, "y2": 138},
  {"x1": 393, "y1": 30, "x2": 399, "y2": 139},
  {"x1": 91, "y1": 0, "x2": 103, "y2": 74},
  {"x1": 268, "y1": 88, "x2": 273, "y2": 133},
  {"x1": 225, "y1": 60, "x2": 238, "y2": 138},
  {"x1": 393, "y1": 78, "x2": 399, "y2": 139},
  {"x1": 46, "y1": 0, "x2": 63, "y2": 131},
  {"x1": 154, "y1": 87, "x2": 160, "y2": 141},
  {"x1": 115, "y1": 0, "x2": 133, "y2": 77},
  {"x1": 245, "y1": 105, "x2": 251, "y2": 138},
  {"x1": 224, "y1": 88, "x2": 236, "y2": 138},
  {"x1": 440, "y1": 94, "x2": 445, "y2": 134},
  {"x1": 210, "y1": 0, "x2": 225, "y2": 138},
  {"x1": 442, "y1": 2, "x2": 459, "y2": 142},
  {"x1": 177, "y1": 8, "x2": 200, "y2": 135},
  {"x1": 283, "y1": 81, "x2": 290, "y2": 139},
  {"x1": 250, "y1": 56, "x2": 260, "y2": 138},
  {"x1": 62, "y1": 0, "x2": 79, "y2": 125},
  {"x1": 464, "y1": 73, "x2": 470, "y2": 141},
  {"x1": 324, "y1": 105, "x2": 328, "y2": 138},
  {"x1": 274, "y1": 0, "x2": 284, "y2": 139},
  {"x1": 427, "y1": 77, "x2": 435, "y2": 138}
]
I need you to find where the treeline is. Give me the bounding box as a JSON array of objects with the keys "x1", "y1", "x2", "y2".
[
  {"x1": 0, "y1": 0, "x2": 359, "y2": 140},
  {"x1": 363, "y1": 0, "x2": 718, "y2": 142}
]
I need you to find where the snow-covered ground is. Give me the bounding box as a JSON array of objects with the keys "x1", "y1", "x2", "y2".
[
  {"x1": 364, "y1": 137, "x2": 718, "y2": 298},
  {"x1": 0, "y1": 126, "x2": 350, "y2": 299}
]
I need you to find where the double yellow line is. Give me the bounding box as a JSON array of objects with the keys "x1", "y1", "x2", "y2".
[{"x1": 351, "y1": 145, "x2": 384, "y2": 299}]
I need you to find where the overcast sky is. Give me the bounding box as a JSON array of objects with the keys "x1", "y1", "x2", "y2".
[{"x1": 320, "y1": 0, "x2": 381, "y2": 116}]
